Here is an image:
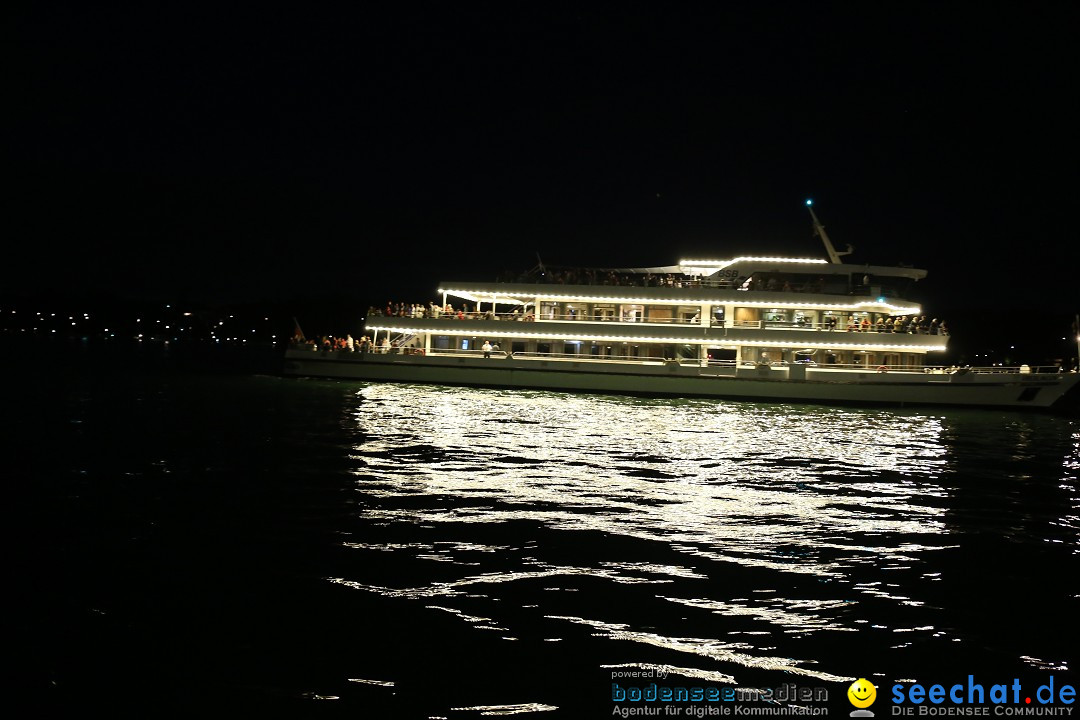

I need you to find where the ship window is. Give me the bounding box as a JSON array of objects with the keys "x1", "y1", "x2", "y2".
[
  {"x1": 758, "y1": 347, "x2": 783, "y2": 365},
  {"x1": 620, "y1": 304, "x2": 644, "y2": 322},
  {"x1": 592, "y1": 304, "x2": 616, "y2": 321},
  {"x1": 734, "y1": 307, "x2": 760, "y2": 326},
  {"x1": 708, "y1": 348, "x2": 736, "y2": 364},
  {"x1": 649, "y1": 306, "x2": 674, "y2": 323},
  {"x1": 540, "y1": 302, "x2": 560, "y2": 320},
  {"x1": 764, "y1": 309, "x2": 790, "y2": 325},
  {"x1": 678, "y1": 306, "x2": 700, "y2": 322}
]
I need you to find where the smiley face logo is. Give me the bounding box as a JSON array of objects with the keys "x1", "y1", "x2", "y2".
[{"x1": 848, "y1": 678, "x2": 877, "y2": 708}]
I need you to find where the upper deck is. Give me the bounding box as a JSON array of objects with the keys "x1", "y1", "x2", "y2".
[
  {"x1": 437, "y1": 280, "x2": 922, "y2": 316},
  {"x1": 442, "y1": 252, "x2": 927, "y2": 310}
]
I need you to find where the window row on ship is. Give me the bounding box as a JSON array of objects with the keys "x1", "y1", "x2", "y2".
[
  {"x1": 420, "y1": 335, "x2": 930, "y2": 369},
  {"x1": 482, "y1": 302, "x2": 929, "y2": 334}
]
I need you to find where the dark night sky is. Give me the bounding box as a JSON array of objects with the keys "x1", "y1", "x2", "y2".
[{"x1": 6, "y1": 3, "x2": 1078, "y2": 342}]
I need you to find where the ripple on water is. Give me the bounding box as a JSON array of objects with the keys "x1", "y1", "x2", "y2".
[{"x1": 332, "y1": 383, "x2": 1079, "y2": 707}]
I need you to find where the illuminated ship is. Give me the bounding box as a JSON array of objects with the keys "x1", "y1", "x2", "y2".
[{"x1": 283, "y1": 203, "x2": 1080, "y2": 411}]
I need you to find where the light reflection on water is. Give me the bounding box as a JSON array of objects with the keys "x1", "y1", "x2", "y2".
[
  {"x1": 349, "y1": 384, "x2": 951, "y2": 579},
  {"x1": 322, "y1": 381, "x2": 1080, "y2": 713},
  {"x1": 332, "y1": 384, "x2": 974, "y2": 690}
]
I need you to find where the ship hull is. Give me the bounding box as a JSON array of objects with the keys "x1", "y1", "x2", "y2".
[{"x1": 283, "y1": 349, "x2": 1080, "y2": 411}]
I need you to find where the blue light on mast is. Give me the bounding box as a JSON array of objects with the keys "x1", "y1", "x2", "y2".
[{"x1": 805, "y1": 199, "x2": 813, "y2": 206}]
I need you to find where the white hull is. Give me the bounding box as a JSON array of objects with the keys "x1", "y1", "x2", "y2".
[{"x1": 283, "y1": 349, "x2": 1080, "y2": 411}]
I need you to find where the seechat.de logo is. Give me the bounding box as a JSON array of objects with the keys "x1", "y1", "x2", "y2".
[{"x1": 848, "y1": 678, "x2": 877, "y2": 717}]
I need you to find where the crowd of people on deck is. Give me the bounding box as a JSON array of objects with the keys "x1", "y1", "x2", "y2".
[
  {"x1": 842, "y1": 315, "x2": 949, "y2": 335},
  {"x1": 291, "y1": 296, "x2": 949, "y2": 354},
  {"x1": 371, "y1": 302, "x2": 466, "y2": 320},
  {"x1": 367, "y1": 302, "x2": 535, "y2": 321},
  {"x1": 515, "y1": 268, "x2": 835, "y2": 292},
  {"x1": 362, "y1": 302, "x2": 949, "y2": 336},
  {"x1": 527, "y1": 268, "x2": 714, "y2": 288},
  {"x1": 292, "y1": 334, "x2": 384, "y2": 353}
]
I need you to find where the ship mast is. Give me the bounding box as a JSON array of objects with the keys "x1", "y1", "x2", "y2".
[{"x1": 806, "y1": 199, "x2": 852, "y2": 264}]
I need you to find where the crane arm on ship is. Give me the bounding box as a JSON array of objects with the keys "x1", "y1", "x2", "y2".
[{"x1": 806, "y1": 199, "x2": 853, "y2": 264}]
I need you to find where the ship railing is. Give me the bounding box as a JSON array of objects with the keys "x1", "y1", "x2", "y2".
[
  {"x1": 923, "y1": 365, "x2": 1067, "y2": 375},
  {"x1": 800, "y1": 364, "x2": 1067, "y2": 374},
  {"x1": 377, "y1": 311, "x2": 530, "y2": 321},
  {"x1": 734, "y1": 320, "x2": 948, "y2": 335},
  {"x1": 501, "y1": 278, "x2": 743, "y2": 290},
  {"x1": 420, "y1": 311, "x2": 534, "y2": 321},
  {"x1": 378, "y1": 312, "x2": 950, "y2": 335},
  {"x1": 423, "y1": 348, "x2": 509, "y2": 359},
  {"x1": 537, "y1": 314, "x2": 714, "y2": 324},
  {"x1": 793, "y1": 362, "x2": 929, "y2": 371},
  {"x1": 671, "y1": 278, "x2": 739, "y2": 289},
  {"x1": 510, "y1": 351, "x2": 669, "y2": 363},
  {"x1": 424, "y1": 311, "x2": 716, "y2": 324},
  {"x1": 741, "y1": 361, "x2": 931, "y2": 371},
  {"x1": 424, "y1": 348, "x2": 708, "y2": 364}
]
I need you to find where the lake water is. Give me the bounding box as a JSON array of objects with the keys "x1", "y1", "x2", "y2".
[{"x1": 10, "y1": 342, "x2": 1079, "y2": 717}]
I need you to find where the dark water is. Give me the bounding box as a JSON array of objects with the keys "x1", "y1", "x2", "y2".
[{"x1": 9, "y1": 342, "x2": 1079, "y2": 717}]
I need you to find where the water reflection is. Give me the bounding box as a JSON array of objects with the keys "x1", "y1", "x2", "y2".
[
  {"x1": 349, "y1": 384, "x2": 951, "y2": 580},
  {"x1": 327, "y1": 382, "x2": 1080, "y2": 705}
]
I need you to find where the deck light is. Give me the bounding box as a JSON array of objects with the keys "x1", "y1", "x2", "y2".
[
  {"x1": 679, "y1": 256, "x2": 828, "y2": 269},
  {"x1": 439, "y1": 288, "x2": 912, "y2": 313},
  {"x1": 365, "y1": 323, "x2": 945, "y2": 353}
]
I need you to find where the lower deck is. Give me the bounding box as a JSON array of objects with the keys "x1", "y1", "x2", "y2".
[
  {"x1": 283, "y1": 347, "x2": 1080, "y2": 410},
  {"x1": 380, "y1": 333, "x2": 934, "y2": 371}
]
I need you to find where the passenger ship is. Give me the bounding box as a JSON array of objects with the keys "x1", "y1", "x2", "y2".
[{"x1": 284, "y1": 204, "x2": 1080, "y2": 411}]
